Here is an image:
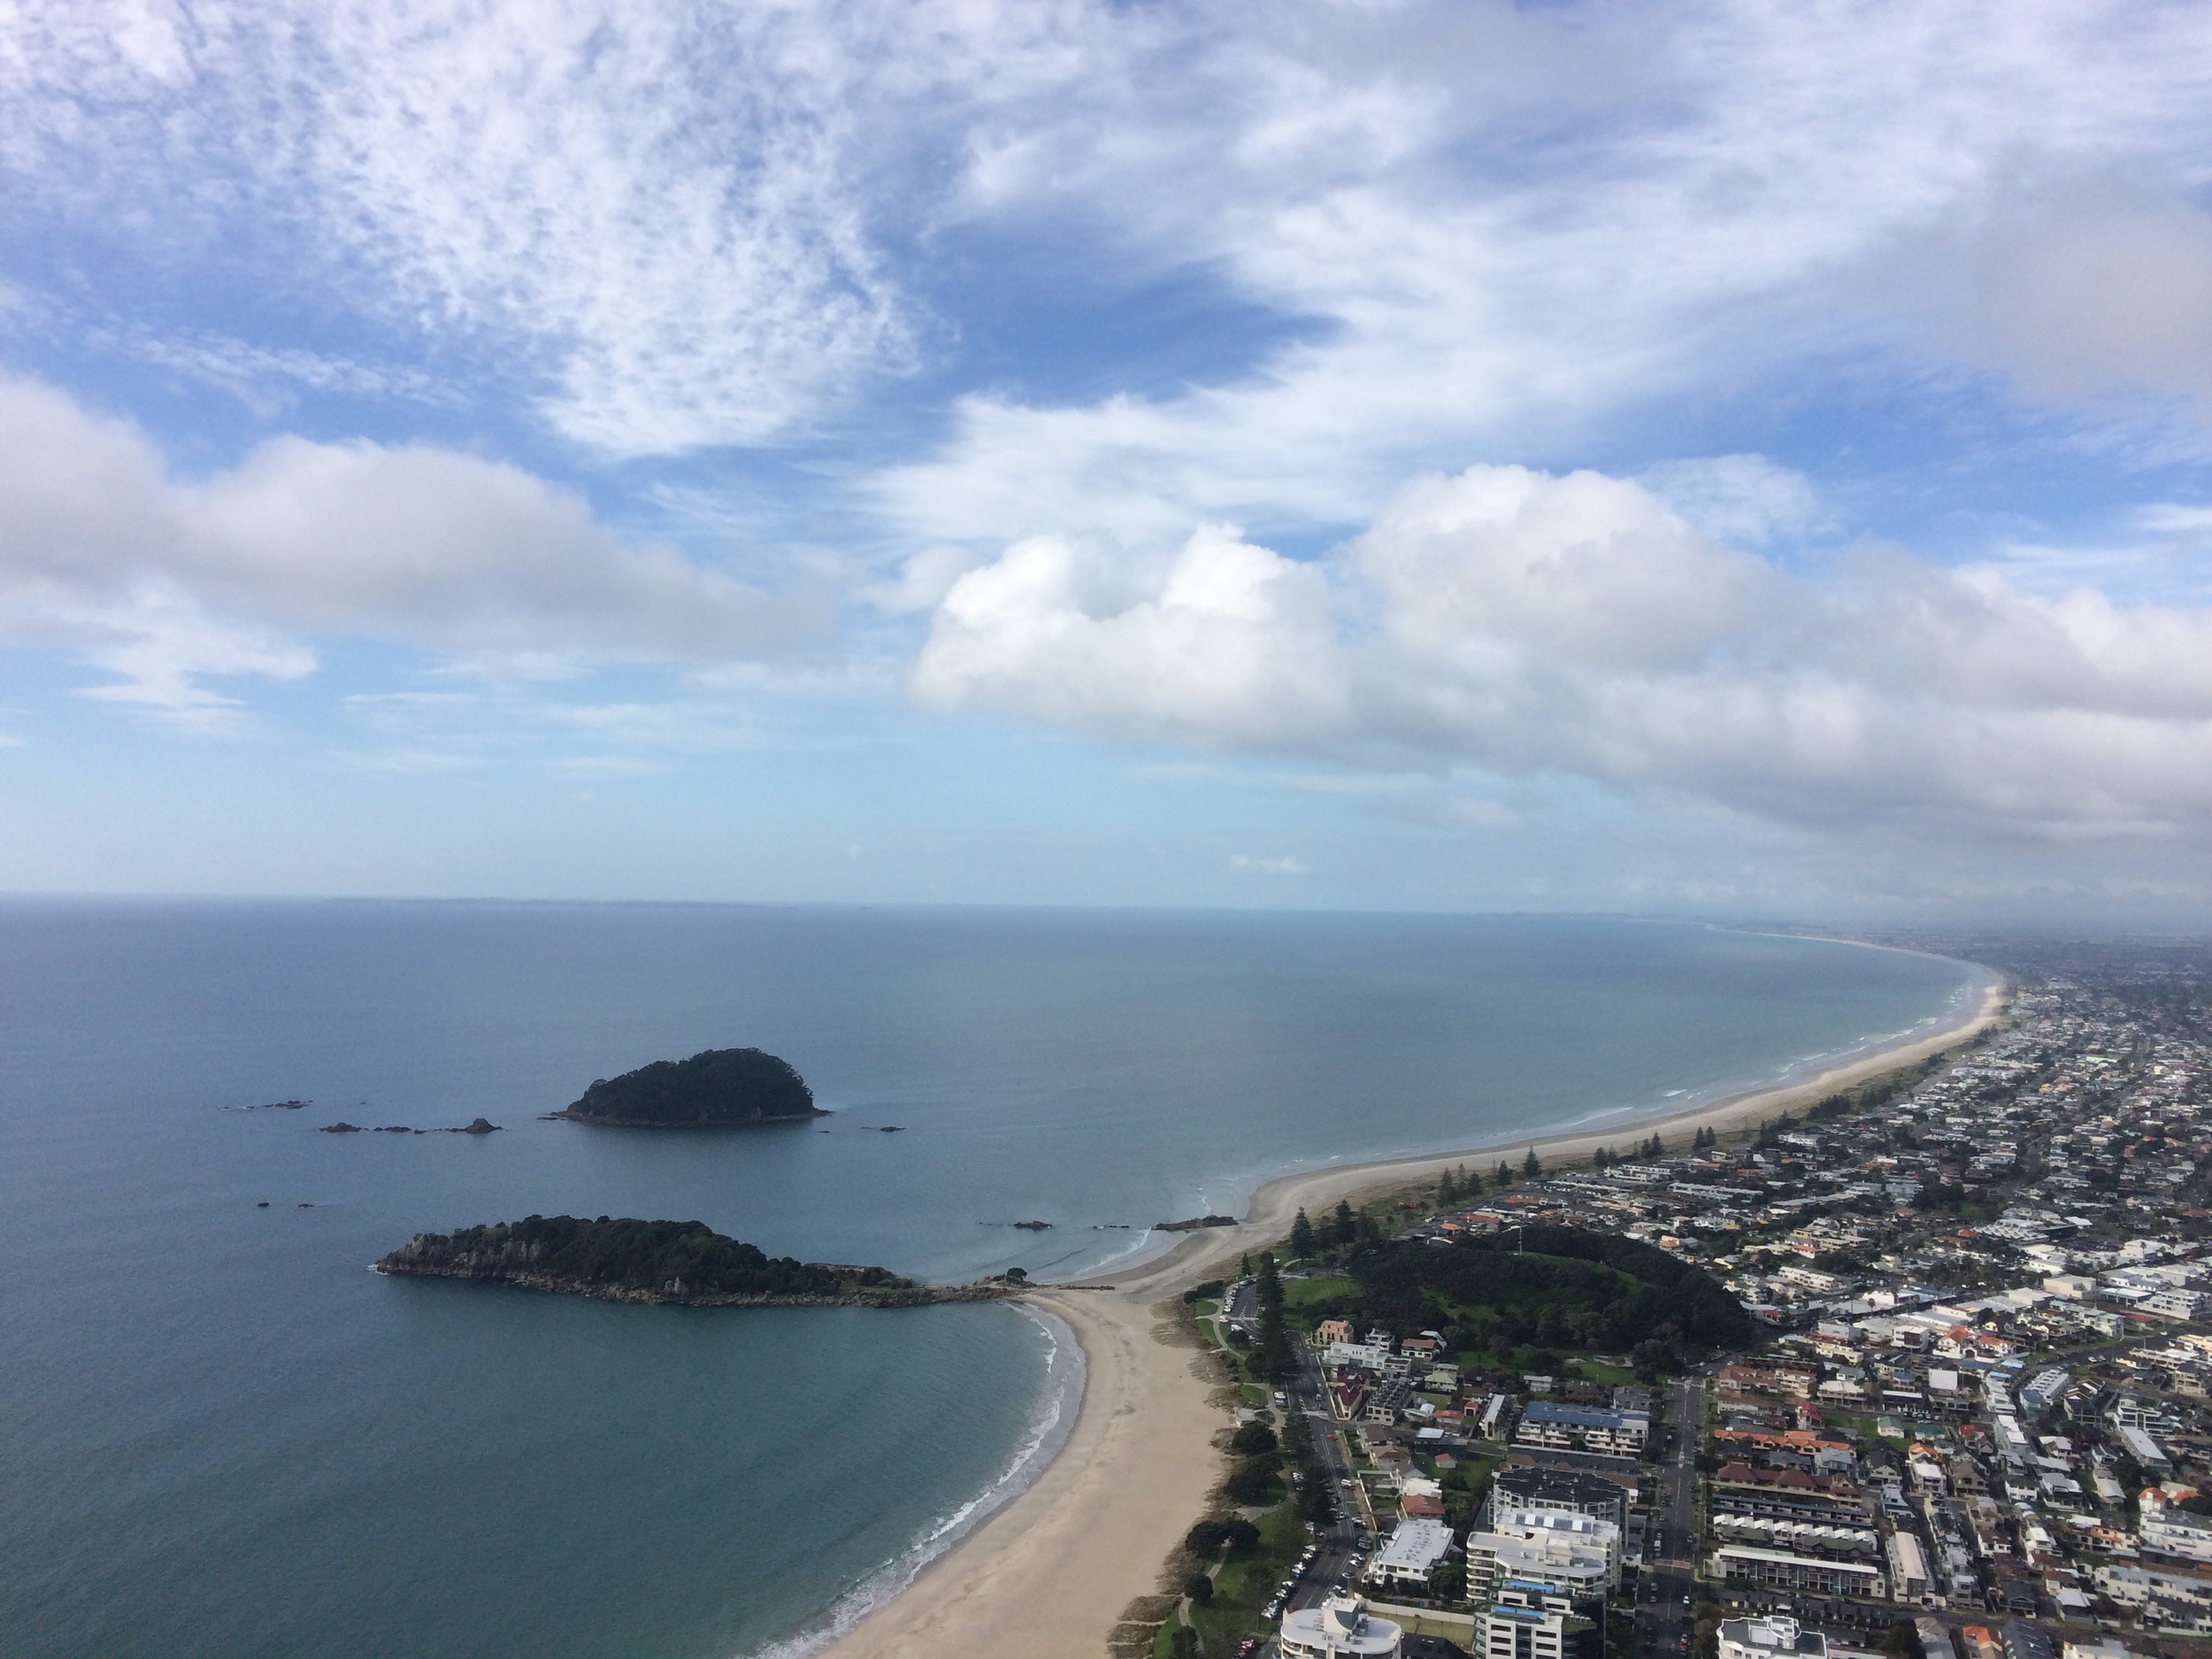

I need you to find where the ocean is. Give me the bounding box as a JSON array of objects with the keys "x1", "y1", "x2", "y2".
[{"x1": 0, "y1": 902, "x2": 1981, "y2": 1658}]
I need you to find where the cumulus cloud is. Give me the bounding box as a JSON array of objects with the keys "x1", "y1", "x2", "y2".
[
  {"x1": 916, "y1": 465, "x2": 2212, "y2": 849},
  {"x1": 0, "y1": 377, "x2": 809, "y2": 722}
]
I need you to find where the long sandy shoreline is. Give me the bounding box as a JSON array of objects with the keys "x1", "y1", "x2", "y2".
[{"x1": 814, "y1": 966, "x2": 2008, "y2": 1659}]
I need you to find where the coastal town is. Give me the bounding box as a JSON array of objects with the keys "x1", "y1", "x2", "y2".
[{"x1": 1165, "y1": 941, "x2": 2212, "y2": 1659}]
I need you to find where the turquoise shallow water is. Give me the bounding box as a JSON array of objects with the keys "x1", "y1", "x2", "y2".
[{"x1": 0, "y1": 904, "x2": 1978, "y2": 1658}]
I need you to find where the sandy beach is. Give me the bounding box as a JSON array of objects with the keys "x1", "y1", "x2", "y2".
[{"x1": 814, "y1": 966, "x2": 2008, "y2": 1659}]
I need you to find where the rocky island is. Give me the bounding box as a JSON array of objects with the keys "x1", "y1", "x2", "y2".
[
  {"x1": 554, "y1": 1047, "x2": 826, "y2": 1126},
  {"x1": 375, "y1": 1214, "x2": 1007, "y2": 1308}
]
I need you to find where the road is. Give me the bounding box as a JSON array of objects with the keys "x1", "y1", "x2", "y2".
[
  {"x1": 1638, "y1": 1371, "x2": 1705, "y2": 1657},
  {"x1": 1256, "y1": 1334, "x2": 1370, "y2": 1652}
]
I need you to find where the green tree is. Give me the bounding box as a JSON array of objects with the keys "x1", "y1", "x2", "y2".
[
  {"x1": 1523, "y1": 1147, "x2": 1542, "y2": 1179},
  {"x1": 1183, "y1": 1518, "x2": 1230, "y2": 1557},
  {"x1": 1224, "y1": 1458, "x2": 1277, "y2": 1503},
  {"x1": 1334, "y1": 1198, "x2": 1356, "y2": 1245},
  {"x1": 1254, "y1": 1252, "x2": 1294, "y2": 1380},
  {"x1": 1289, "y1": 1208, "x2": 1317, "y2": 1259},
  {"x1": 1297, "y1": 1468, "x2": 1336, "y2": 1526},
  {"x1": 1439, "y1": 1168, "x2": 1457, "y2": 1205},
  {"x1": 1494, "y1": 1159, "x2": 1513, "y2": 1187},
  {"x1": 1230, "y1": 1421, "x2": 1279, "y2": 1456},
  {"x1": 1592, "y1": 1145, "x2": 1609, "y2": 1172},
  {"x1": 1185, "y1": 1572, "x2": 1214, "y2": 1605}
]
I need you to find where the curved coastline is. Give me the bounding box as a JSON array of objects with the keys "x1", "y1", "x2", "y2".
[
  {"x1": 764, "y1": 1302, "x2": 1086, "y2": 1659},
  {"x1": 1087, "y1": 954, "x2": 2003, "y2": 1291},
  {"x1": 810, "y1": 959, "x2": 2008, "y2": 1659}
]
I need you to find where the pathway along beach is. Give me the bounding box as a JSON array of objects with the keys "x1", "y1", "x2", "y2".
[{"x1": 812, "y1": 973, "x2": 2008, "y2": 1659}]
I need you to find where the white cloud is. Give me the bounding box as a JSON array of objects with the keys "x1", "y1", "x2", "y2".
[
  {"x1": 17, "y1": 1, "x2": 2212, "y2": 479},
  {"x1": 0, "y1": 376, "x2": 812, "y2": 718},
  {"x1": 877, "y1": 1, "x2": 2212, "y2": 548},
  {"x1": 916, "y1": 464, "x2": 2212, "y2": 855},
  {"x1": 1230, "y1": 853, "x2": 1307, "y2": 877}
]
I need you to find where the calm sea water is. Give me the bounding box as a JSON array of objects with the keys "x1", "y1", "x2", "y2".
[{"x1": 0, "y1": 903, "x2": 1980, "y2": 1658}]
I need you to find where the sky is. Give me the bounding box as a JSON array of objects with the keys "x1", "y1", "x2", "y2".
[{"x1": 4, "y1": 0, "x2": 2212, "y2": 922}]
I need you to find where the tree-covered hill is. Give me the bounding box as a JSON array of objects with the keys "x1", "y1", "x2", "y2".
[
  {"x1": 1296, "y1": 1223, "x2": 1751, "y2": 1362},
  {"x1": 558, "y1": 1048, "x2": 821, "y2": 1125},
  {"x1": 377, "y1": 1214, "x2": 925, "y2": 1302}
]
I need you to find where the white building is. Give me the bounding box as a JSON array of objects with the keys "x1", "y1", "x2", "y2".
[
  {"x1": 1466, "y1": 1530, "x2": 1611, "y2": 1605},
  {"x1": 1282, "y1": 1596, "x2": 1403, "y2": 1659},
  {"x1": 1479, "y1": 1580, "x2": 1590, "y2": 1659},
  {"x1": 1366, "y1": 1517, "x2": 1455, "y2": 1594},
  {"x1": 2137, "y1": 1502, "x2": 2212, "y2": 1565},
  {"x1": 1718, "y1": 1615, "x2": 1833, "y2": 1658},
  {"x1": 1713, "y1": 1546, "x2": 1886, "y2": 1601},
  {"x1": 1488, "y1": 1506, "x2": 1623, "y2": 1588},
  {"x1": 1886, "y1": 1532, "x2": 1932, "y2": 1605},
  {"x1": 2119, "y1": 1424, "x2": 2174, "y2": 1475},
  {"x1": 2018, "y1": 1368, "x2": 2070, "y2": 1417},
  {"x1": 1326, "y1": 1340, "x2": 1395, "y2": 1371},
  {"x1": 1514, "y1": 1401, "x2": 1648, "y2": 1455},
  {"x1": 2145, "y1": 1288, "x2": 2210, "y2": 1324}
]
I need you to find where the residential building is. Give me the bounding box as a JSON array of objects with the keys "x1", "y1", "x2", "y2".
[
  {"x1": 1464, "y1": 1529, "x2": 1610, "y2": 1607},
  {"x1": 2017, "y1": 1369, "x2": 2070, "y2": 1417},
  {"x1": 1513, "y1": 1401, "x2": 1648, "y2": 1455},
  {"x1": 1888, "y1": 1532, "x2": 1932, "y2": 1604},
  {"x1": 2145, "y1": 1288, "x2": 2210, "y2": 1323},
  {"x1": 1366, "y1": 1517, "x2": 1454, "y2": 1595},
  {"x1": 1711, "y1": 1546, "x2": 1886, "y2": 1599},
  {"x1": 1281, "y1": 1596, "x2": 1404, "y2": 1659},
  {"x1": 1363, "y1": 1378, "x2": 1414, "y2": 1425},
  {"x1": 1487, "y1": 1507, "x2": 1623, "y2": 1587},
  {"x1": 1479, "y1": 1579, "x2": 1593, "y2": 1659},
  {"x1": 2139, "y1": 1502, "x2": 2212, "y2": 1565},
  {"x1": 1486, "y1": 1465, "x2": 1632, "y2": 1534},
  {"x1": 1717, "y1": 1615, "x2": 1832, "y2": 1657}
]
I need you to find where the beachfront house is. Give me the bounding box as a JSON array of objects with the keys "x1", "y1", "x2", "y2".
[
  {"x1": 1280, "y1": 1595, "x2": 1403, "y2": 1659},
  {"x1": 1366, "y1": 1517, "x2": 1455, "y2": 1595}
]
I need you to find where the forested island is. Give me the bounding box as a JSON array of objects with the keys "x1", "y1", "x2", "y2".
[
  {"x1": 375, "y1": 1215, "x2": 1006, "y2": 1308},
  {"x1": 555, "y1": 1048, "x2": 824, "y2": 1126}
]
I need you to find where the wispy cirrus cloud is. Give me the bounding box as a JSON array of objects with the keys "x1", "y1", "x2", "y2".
[{"x1": 880, "y1": 2, "x2": 2212, "y2": 549}]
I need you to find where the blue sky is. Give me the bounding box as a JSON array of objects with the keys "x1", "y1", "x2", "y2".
[{"x1": 5, "y1": 0, "x2": 2212, "y2": 920}]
